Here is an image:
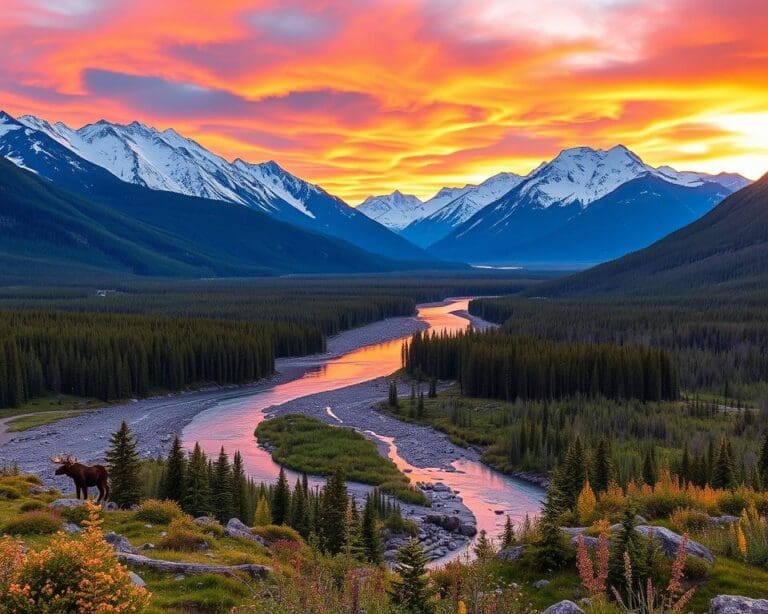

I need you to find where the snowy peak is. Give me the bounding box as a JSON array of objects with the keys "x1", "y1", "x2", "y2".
[{"x1": 357, "y1": 190, "x2": 424, "y2": 230}]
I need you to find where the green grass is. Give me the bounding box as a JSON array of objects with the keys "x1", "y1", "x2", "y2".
[
  {"x1": 5, "y1": 409, "x2": 90, "y2": 432},
  {"x1": 255, "y1": 414, "x2": 429, "y2": 506},
  {"x1": 0, "y1": 394, "x2": 103, "y2": 420}
]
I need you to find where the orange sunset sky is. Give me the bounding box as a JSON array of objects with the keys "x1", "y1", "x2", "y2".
[{"x1": 3, "y1": 0, "x2": 767, "y2": 202}]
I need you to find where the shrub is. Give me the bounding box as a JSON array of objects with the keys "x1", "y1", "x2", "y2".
[
  {"x1": 0, "y1": 485, "x2": 21, "y2": 500},
  {"x1": 19, "y1": 500, "x2": 45, "y2": 512},
  {"x1": 717, "y1": 492, "x2": 749, "y2": 516},
  {"x1": 159, "y1": 517, "x2": 212, "y2": 551},
  {"x1": 638, "y1": 492, "x2": 692, "y2": 520},
  {"x1": 58, "y1": 503, "x2": 92, "y2": 525},
  {"x1": 253, "y1": 524, "x2": 303, "y2": 544},
  {"x1": 683, "y1": 556, "x2": 710, "y2": 581},
  {"x1": 669, "y1": 508, "x2": 710, "y2": 533},
  {"x1": 135, "y1": 499, "x2": 184, "y2": 524},
  {"x1": 0, "y1": 503, "x2": 150, "y2": 612},
  {"x1": 3, "y1": 509, "x2": 61, "y2": 535}
]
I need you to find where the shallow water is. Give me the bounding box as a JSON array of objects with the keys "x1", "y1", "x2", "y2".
[{"x1": 183, "y1": 298, "x2": 543, "y2": 551}]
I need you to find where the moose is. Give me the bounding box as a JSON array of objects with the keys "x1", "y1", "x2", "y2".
[{"x1": 52, "y1": 455, "x2": 110, "y2": 503}]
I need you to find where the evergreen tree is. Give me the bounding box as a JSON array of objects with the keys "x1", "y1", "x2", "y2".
[
  {"x1": 533, "y1": 478, "x2": 571, "y2": 571},
  {"x1": 231, "y1": 451, "x2": 249, "y2": 522},
  {"x1": 319, "y1": 466, "x2": 348, "y2": 554},
  {"x1": 343, "y1": 499, "x2": 364, "y2": 559},
  {"x1": 289, "y1": 478, "x2": 309, "y2": 537},
  {"x1": 500, "y1": 515, "x2": 515, "y2": 549},
  {"x1": 608, "y1": 505, "x2": 645, "y2": 593},
  {"x1": 759, "y1": 433, "x2": 768, "y2": 487},
  {"x1": 642, "y1": 447, "x2": 657, "y2": 486},
  {"x1": 212, "y1": 447, "x2": 234, "y2": 523},
  {"x1": 473, "y1": 529, "x2": 494, "y2": 560},
  {"x1": 428, "y1": 377, "x2": 437, "y2": 399},
  {"x1": 185, "y1": 442, "x2": 212, "y2": 517},
  {"x1": 362, "y1": 493, "x2": 384, "y2": 564},
  {"x1": 555, "y1": 437, "x2": 586, "y2": 509},
  {"x1": 389, "y1": 539, "x2": 434, "y2": 613},
  {"x1": 272, "y1": 467, "x2": 291, "y2": 525},
  {"x1": 712, "y1": 438, "x2": 736, "y2": 489},
  {"x1": 591, "y1": 438, "x2": 613, "y2": 495},
  {"x1": 105, "y1": 420, "x2": 142, "y2": 507},
  {"x1": 388, "y1": 381, "x2": 399, "y2": 409},
  {"x1": 680, "y1": 443, "x2": 691, "y2": 485},
  {"x1": 417, "y1": 392, "x2": 425, "y2": 418},
  {"x1": 161, "y1": 436, "x2": 186, "y2": 503},
  {"x1": 254, "y1": 494, "x2": 272, "y2": 526}
]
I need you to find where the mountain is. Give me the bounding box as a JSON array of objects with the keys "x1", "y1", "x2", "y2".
[
  {"x1": 429, "y1": 145, "x2": 749, "y2": 263},
  {"x1": 0, "y1": 114, "x2": 446, "y2": 278},
  {"x1": 538, "y1": 174, "x2": 768, "y2": 296},
  {"x1": 14, "y1": 113, "x2": 431, "y2": 262},
  {"x1": 400, "y1": 172, "x2": 524, "y2": 247},
  {"x1": 505, "y1": 175, "x2": 730, "y2": 264},
  {"x1": 357, "y1": 191, "x2": 424, "y2": 230}
]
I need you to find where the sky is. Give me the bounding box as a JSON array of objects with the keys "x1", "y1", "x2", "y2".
[{"x1": 2, "y1": 0, "x2": 767, "y2": 203}]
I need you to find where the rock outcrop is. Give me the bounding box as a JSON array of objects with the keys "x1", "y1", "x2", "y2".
[
  {"x1": 542, "y1": 600, "x2": 584, "y2": 614},
  {"x1": 709, "y1": 595, "x2": 768, "y2": 613},
  {"x1": 635, "y1": 525, "x2": 714, "y2": 563}
]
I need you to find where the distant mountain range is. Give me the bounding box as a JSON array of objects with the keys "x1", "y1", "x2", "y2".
[
  {"x1": 9, "y1": 113, "x2": 428, "y2": 262},
  {"x1": 0, "y1": 109, "x2": 755, "y2": 274},
  {"x1": 539, "y1": 172, "x2": 768, "y2": 296},
  {"x1": 359, "y1": 145, "x2": 750, "y2": 264}
]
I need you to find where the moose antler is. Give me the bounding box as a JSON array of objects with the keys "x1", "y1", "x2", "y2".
[{"x1": 51, "y1": 454, "x2": 76, "y2": 464}]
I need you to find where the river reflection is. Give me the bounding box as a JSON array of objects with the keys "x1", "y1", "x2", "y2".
[{"x1": 183, "y1": 298, "x2": 543, "y2": 558}]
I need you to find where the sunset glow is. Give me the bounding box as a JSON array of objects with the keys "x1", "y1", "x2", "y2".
[{"x1": 3, "y1": 0, "x2": 767, "y2": 201}]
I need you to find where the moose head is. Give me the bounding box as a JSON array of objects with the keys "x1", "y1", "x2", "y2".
[{"x1": 51, "y1": 454, "x2": 110, "y2": 503}]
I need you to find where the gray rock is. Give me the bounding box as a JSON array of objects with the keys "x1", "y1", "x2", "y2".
[
  {"x1": 571, "y1": 535, "x2": 600, "y2": 550},
  {"x1": 128, "y1": 572, "x2": 146, "y2": 588},
  {"x1": 140, "y1": 543, "x2": 155, "y2": 550},
  {"x1": 533, "y1": 579, "x2": 551, "y2": 589},
  {"x1": 459, "y1": 522, "x2": 477, "y2": 537},
  {"x1": 62, "y1": 523, "x2": 81, "y2": 534},
  {"x1": 225, "y1": 518, "x2": 266, "y2": 545},
  {"x1": 50, "y1": 498, "x2": 87, "y2": 509},
  {"x1": 104, "y1": 501, "x2": 119, "y2": 512},
  {"x1": 104, "y1": 532, "x2": 137, "y2": 554},
  {"x1": 710, "y1": 595, "x2": 768, "y2": 613},
  {"x1": 542, "y1": 600, "x2": 584, "y2": 614},
  {"x1": 384, "y1": 549, "x2": 399, "y2": 560},
  {"x1": 174, "y1": 574, "x2": 186, "y2": 582},
  {"x1": 28, "y1": 485, "x2": 56, "y2": 496},
  {"x1": 496, "y1": 545, "x2": 526, "y2": 562},
  {"x1": 709, "y1": 515, "x2": 740, "y2": 526},
  {"x1": 635, "y1": 525, "x2": 714, "y2": 563}
]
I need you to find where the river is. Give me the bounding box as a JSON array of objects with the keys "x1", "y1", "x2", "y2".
[{"x1": 182, "y1": 298, "x2": 543, "y2": 557}]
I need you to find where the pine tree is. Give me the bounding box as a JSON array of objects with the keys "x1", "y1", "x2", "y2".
[
  {"x1": 555, "y1": 437, "x2": 585, "y2": 509},
  {"x1": 161, "y1": 436, "x2": 186, "y2": 503},
  {"x1": 389, "y1": 539, "x2": 434, "y2": 613},
  {"x1": 712, "y1": 438, "x2": 736, "y2": 489},
  {"x1": 388, "y1": 381, "x2": 399, "y2": 409},
  {"x1": 272, "y1": 467, "x2": 291, "y2": 525},
  {"x1": 608, "y1": 504, "x2": 645, "y2": 593},
  {"x1": 362, "y1": 493, "x2": 383, "y2": 564},
  {"x1": 185, "y1": 442, "x2": 212, "y2": 517},
  {"x1": 212, "y1": 447, "x2": 234, "y2": 523},
  {"x1": 642, "y1": 447, "x2": 657, "y2": 486},
  {"x1": 500, "y1": 515, "x2": 515, "y2": 549},
  {"x1": 231, "y1": 451, "x2": 249, "y2": 522},
  {"x1": 428, "y1": 377, "x2": 437, "y2": 399},
  {"x1": 289, "y1": 478, "x2": 309, "y2": 537},
  {"x1": 254, "y1": 494, "x2": 272, "y2": 526},
  {"x1": 533, "y1": 478, "x2": 571, "y2": 571},
  {"x1": 680, "y1": 443, "x2": 691, "y2": 485},
  {"x1": 591, "y1": 438, "x2": 613, "y2": 495},
  {"x1": 759, "y1": 433, "x2": 768, "y2": 487},
  {"x1": 106, "y1": 420, "x2": 142, "y2": 507},
  {"x1": 343, "y1": 499, "x2": 364, "y2": 559},
  {"x1": 473, "y1": 529, "x2": 494, "y2": 560},
  {"x1": 319, "y1": 466, "x2": 348, "y2": 554},
  {"x1": 417, "y1": 392, "x2": 425, "y2": 418}
]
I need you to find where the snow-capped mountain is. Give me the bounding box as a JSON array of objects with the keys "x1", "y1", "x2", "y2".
[
  {"x1": 401, "y1": 172, "x2": 524, "y2": 246},
  {"x1": 9, "y1": 112, "x2": 430, "y2": 261},
  {"x1": 429, "y1": 145, "x2": 750, "y2": 263},
  {"x1": 357, "y1": 191, "x2": 424, "y2": 230}
]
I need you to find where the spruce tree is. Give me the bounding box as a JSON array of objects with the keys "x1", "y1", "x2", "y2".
[
  {"x1": 680, "y1": 443, "x2": 691, "y2": 485},
  {"x1": 417, "y1": 392, "x2": 425, "y2": 418},
  {"x1": 388, "y1": 381, "x2": 399, "y2": 409},
  {"x1": 212, "y1": 447, "x2": 234, "y2": 523},
  {"x1": 591, "y1": 438, "x2": 612, "y2": 495},
  {"x1": 254, "y1": 494, "x2": 272, "y2": 526},
  {"x1": 231, "y1": 451, "x2": 249, "y2": 522},
  {"x1": 272, "y1": 467, "x2": 291, "y2": 525},
  {"x1": 500, "y1": 515, "x2": 515, "y2": 549},
  {"x1": 608, "y1": 504, "x2": 645, "y2": 593},
  {"x1": 473, "y1": 529, "x2": 494, "y2": 560},
  {"x1": 106, "y1": 420, "x2": 142, "y2": 507},
  {"x1": 642, "y1": 447, "x2": 657, "y2": 486},
  {"x1": 759, "y1": 433, "x2": 768, "y2": 487},
  {"x1": 533, "y1": 477, "x2": 571, "y2": 571},
  {"x1": 389, "y1": 539, "x2": 434, "y2": 613},
  {"x1": 319, "y1": 466, "x2": 348, "y2": 554},
  {"x1": 161, "y1": 435, "x2": 186, "y2": 503},
  {"x1": 185, "y1": 442, "x2": 212, "y2": 517},
  {"x1": 712, "y1": 438, "x2": 736, "y2": 489},
  {"x1": 428, "y1": 378, "x2": 437, "y2": 399},
  {"x1": 343, "y1": 499, "x2": 364, "y2": 559},
  {"x1": 362, "y1": 493, "x2": 384, "y2": 564},
  {"x1": 290, "y1": 478, "x2": 309, "y2": 537}
]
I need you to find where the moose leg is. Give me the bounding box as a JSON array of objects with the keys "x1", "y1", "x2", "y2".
[
  {"x1": 96, "y1": 484, "x2": 104, "y2": 504},
  {"x1": 76, "y1": 485, "x2": 82, "y2": 499},
  {"x1": 82, "y1": 486, "x2": 88, "y2": 500}
]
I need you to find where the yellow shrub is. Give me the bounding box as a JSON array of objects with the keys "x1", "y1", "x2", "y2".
[
  {"x1": 253, "y1": 524, "x2": 303, "y2": 544},
  {"x1": 135, "y1": 499, "x2": 184, "y2": 524},
  {"x1": 669, "y1": 508, "x2": 710, "y2": 533},
  {"x1": 576, "y1": 480, "x2": 597, "y2": 525},
  {"x1": 159, "y1": 517, "x2": 212, "y2": 552}
]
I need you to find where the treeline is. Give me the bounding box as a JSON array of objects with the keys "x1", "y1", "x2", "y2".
[
  {"x1": 0, "y1": 311, "x2": 280, "y2": 407},
  {"x1": 469, "y1": 296, "x2": 768, "y2": 400},
  {"x1": 403, "y1": 329, "x2": 678, "y2": 402}
]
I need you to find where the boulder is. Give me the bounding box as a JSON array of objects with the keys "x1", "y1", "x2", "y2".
[
  {"x1": 710, "y1": 595, "x2": 768, "y2": 613},
  {"x1": 635, "y1": 526, "x2": 714, "y2": 563},
  {"x1": 104, "y1": 501, "x2": 119, "y2": 512},
  {"x1": 571, "y1": 535, "x2": 600, "y2": 550},
  {"x1": 104, "y1": 532, "x2": 137, "y2": 554},
  {"x1": 709, "y1": 515, "x2": 740, "y2": 526},
  {"x1": 128, "y1": 572, "x2": 146, "y2": 588},
  {"x1": 496, "y1": 545, "x2": 526, "y2": 562},
  {"x1": 50, "y1": 498, "x2": 87, "y2": 509},
  {"x1": 533, "y1": 579, "x2": 551, "y2": 589},
  {"x1": 62, "y1": 523, "x2": 82, "y2": 534},
  {"x1": 225, "y1": 518, "x2": 266, "y2": 545},
  {"x1": 542, "y1": 600, "x2": 584, "y2": 614},
  {"x1": 459, "y1": 522, "x2": 477, "y2": 537}
]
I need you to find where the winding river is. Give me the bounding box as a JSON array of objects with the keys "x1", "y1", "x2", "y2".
[{"x1": 183, "y1": 298, "x2": 543, "y2": 557}]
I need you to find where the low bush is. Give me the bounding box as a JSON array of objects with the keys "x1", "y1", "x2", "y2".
[
  {"x1": 19, "y1": 500, "x2": 46, "y2": 512},
  {"x1": 0, "y1": 485, "x2": 21, "y2": 499},
  {"x1": 135, "y1": 499, "x2": 184, "y2": 524},
  {"x1": 253, "y1": 524, "x2": 303, "y2": 544},
  {"x1": 638, "y1": 491, "x2": 692, "y2": 520},
  {"x1": 159, "y1": 517, "x2": 212, "y2": 552},
  {"x1": 683, "y1": 555, "x2": 711, "y2": 581},
  {"x1": 3, "y1": 509, "x2": 61, "y2": 535},
  {"x1": 670, "y1": 507, "x2": 710, "y2": 533},
  {"x1": 58, "y1": 503, "x2": 93, "y2": 525}
]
